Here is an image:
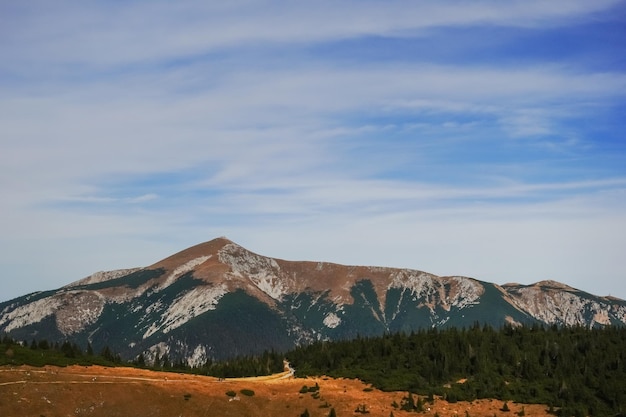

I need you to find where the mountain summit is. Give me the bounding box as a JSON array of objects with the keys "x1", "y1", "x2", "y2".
[{"x1": 1, "y1": 237, "x2": 624, "y2": 365}]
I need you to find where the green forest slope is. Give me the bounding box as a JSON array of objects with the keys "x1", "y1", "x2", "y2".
[{"x1": 287, "y1": 325, "x2": 626, "y2": 417}]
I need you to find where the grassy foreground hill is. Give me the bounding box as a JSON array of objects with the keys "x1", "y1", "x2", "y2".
[
  {"x1": 287, "y1": 325, "x2": 626, "y2": 416},
  {"x1": 1, "y1": 364, "x2": 556, "y2": 417},
  {"x1": 2, "y1": 325, "x2": 625, "y2": 416}
]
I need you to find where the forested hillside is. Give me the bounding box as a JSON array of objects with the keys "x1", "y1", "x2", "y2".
[
  {"x1": 3, "y1": 325, "x2": 626, "y2": 416},
  {"x1": 287, "y1": 325, "x2": 626, "y2": 417}
]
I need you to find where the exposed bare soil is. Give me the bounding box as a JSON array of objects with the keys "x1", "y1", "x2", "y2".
[{"x1": 1, "y1": 365, "x2": 553, "y2": 417}]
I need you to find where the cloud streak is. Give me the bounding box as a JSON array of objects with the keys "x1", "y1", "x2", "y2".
[
  {"x1": 1, "y1": 0, "x2": 625, "y2": 301},
  {"x1": 3, "y1": 1, "x2": 621, "y2": 70}
]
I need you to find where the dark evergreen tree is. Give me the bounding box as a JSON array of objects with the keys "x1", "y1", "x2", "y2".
[
  {"x1": 135, "y1": 353, "x2": 146, "y2": 367},
  {"x1": 161, "y1": 353, "x2": 169, "y2": 369},
  {"x1": 100, "y1": 346, "x2": 114, "y2": 362},
  {"x1": 400, "y1": 393, "x2": 415, "y2": 411},
  {"x1": 61, "y1": 341, "x2": 75, "y2": 358}
]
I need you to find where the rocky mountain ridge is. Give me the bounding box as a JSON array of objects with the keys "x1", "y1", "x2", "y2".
[{"x1": 1, "y1": 237, "x2": 624, "y2": 365}]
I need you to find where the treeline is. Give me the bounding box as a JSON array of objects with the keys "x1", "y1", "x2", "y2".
[
  {"x1": 0, "y1": 333, "x2": 284, "y2": 378},
  {"x1": 286, "y1": 324, "x2": 626, "y2": 417},
  {"x1": 201, "y1": 350, "x2": 285, "y2": 377},
  {"x1": 132, "y1": 349, "x2": 285, "y2": 378},
  {"x1": 0, "y1": 334, "x2": 122, "y2": 367}
]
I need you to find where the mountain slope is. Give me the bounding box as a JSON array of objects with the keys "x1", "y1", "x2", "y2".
[{"x1": 1, "y1": 237, "x2": 624, "y2": 364}]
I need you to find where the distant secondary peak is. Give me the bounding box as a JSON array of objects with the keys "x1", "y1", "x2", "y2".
[{"x1": 534, "y1": 280, "x2": 575, "y2": 291}]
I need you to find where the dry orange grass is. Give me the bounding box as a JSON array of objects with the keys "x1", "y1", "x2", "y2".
[{"x1": 1, "y1": 365, "x2": 553, "y2": 417}]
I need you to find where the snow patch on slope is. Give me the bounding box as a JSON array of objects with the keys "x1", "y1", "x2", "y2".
[
  {"x1": 389, "y1": 270, "x2": 483, "y2": 312},
  {"x1": 145, "y1": 342, "x2": 170, "y2": 366},
  {"x1": 218, "y1": 243, "x2": 286, "y2": 300},
  {"x1": 158, "y1": 255, "x2": 212, "y2": 290},
  {"x1": 0, "y1": 297, "x2": 63, "y2": 332},
  {"x1": 0, "y1": 290, "x2": 107, "y2": 335},
  {"x1": 390, "y1": 270, "x2": 438, "y2": 298},
  {"x1": 187, "y1": 345, "x2": 208, "y2": 368},
  {"x1": 506, "y1": 286, "x2": 626, "y2": 327},
  {"x1": 65, "y1": 268, "x2": 142, "y2": 288},
  {"x1": 446, "y1": 276, "x2": 484, "y2": 309},
  {"x1": 55, "y1": 291, "x2": 106, "y2": 335},
  {"x1": 323, "y1": 312, "x2": 341, "y2": 329},
  {"x1": 143, "y1": 284, "x2": 227, "y2": 339}
]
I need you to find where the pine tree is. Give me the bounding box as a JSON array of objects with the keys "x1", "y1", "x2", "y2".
[
  {"x1": 416, "y1": 396, "x2": 425, "y2": 412},
  {"x1": 100, "y1": 346, "x2": 113, "y2": 362},
  {"x1": 136, "y1": 353, "x2": 146, "y2": 367},
  {"x1": 61, "y1": 341, "x2": 75, "y2": 358},
  {"x1": 427, "y1": 391, "x2": 435, "y2": 404},
  {"x1": 401, "y1": 392, "x2": 415, "y2": 411}
]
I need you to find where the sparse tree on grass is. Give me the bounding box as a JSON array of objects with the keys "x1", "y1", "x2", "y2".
[{"x1": 401, "y1": 392, "x2": 415, "y2": 411}]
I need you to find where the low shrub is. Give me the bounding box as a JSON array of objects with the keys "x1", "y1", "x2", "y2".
[{"x1": 240, "y1": 389, "x2": 255, "y2": 397}]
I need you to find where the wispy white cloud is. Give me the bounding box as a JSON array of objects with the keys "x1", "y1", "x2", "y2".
[
  {"x1": 1, "y1": 0, "x2": 625, "y2": 300},
  {"x1": 3, "y1": 0, "x2": 621, "y2": 71}
]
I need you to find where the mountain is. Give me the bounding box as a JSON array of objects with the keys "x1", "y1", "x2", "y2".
[{"x1": 1, "y1": 237, "x2": 624, "y2": 365}]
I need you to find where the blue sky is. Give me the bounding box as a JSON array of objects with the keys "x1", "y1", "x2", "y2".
[{"x1": 1, "y1": 0, "x2": 626, "y2": 301}]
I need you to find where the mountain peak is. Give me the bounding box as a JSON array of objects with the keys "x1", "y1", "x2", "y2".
[
  {"x1": 502, "y1": 280, "x2": 577, "y2": 292},
  {"x1": 2, "y1": 237, "x2": 625, "y2": 364},
  {"x1": 149, "y1": 237, "x2": 235, "y2": 269}
]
